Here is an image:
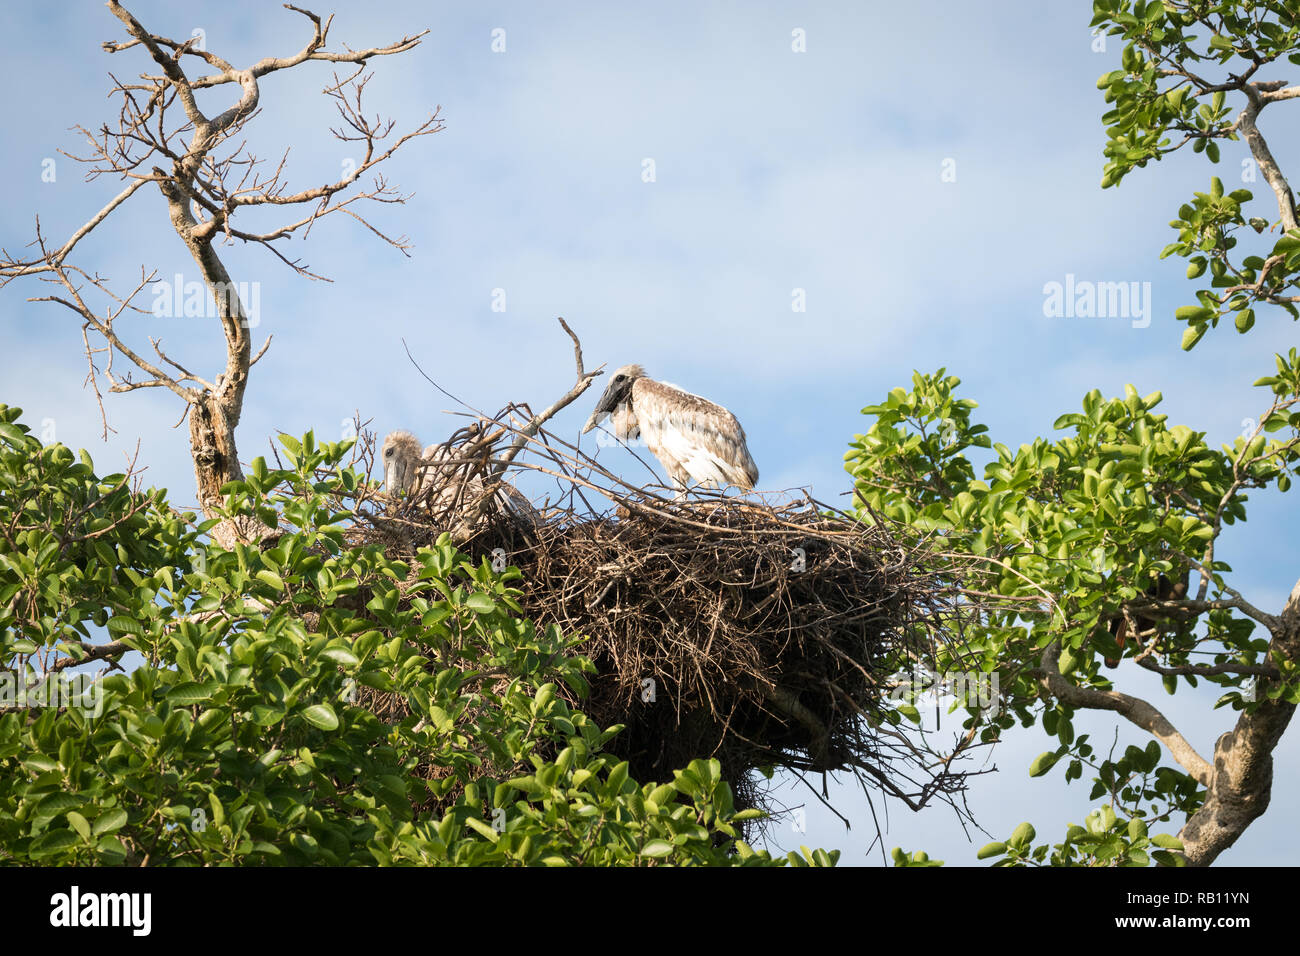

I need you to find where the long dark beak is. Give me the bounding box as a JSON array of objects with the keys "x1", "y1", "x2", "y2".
[{"x1": 582, "y1": 385, "x2": 618, "y2": 434}]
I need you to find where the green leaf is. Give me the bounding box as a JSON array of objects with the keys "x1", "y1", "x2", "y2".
[
  {"x1": 1181, "y1": 324, "x2": 1208, "y2": 351},
  {"x1": 256, "y1": 570, "x2": 285, "y2": 592},
  {"x1": 1009, "y1": 822, "x2": 1036, "y2": 848},
  {"x1": 1174, "y1": 305, "x2": 1215, "y2": 323},
  {"x1": 465, "y1": 817, "x2": 500, "y2": 843},
  {"x1": 464, "y1": 593, "x2": 496, "y2": 614},
  {"x1": 92, "y1": 809, "x2": 128, "y2": 836},
  {"x1": 0, "y1": 422, "x2": 28, "y2": 446},
  {"x1": 640, "y1": 840, "x2": 675, "y2": 858},
  {"x1": 647, "y1": 783, "x2": 677, "y2": 807},
  {"x1": 29, "y1": 830, "x2": 80, "y2": 860},
  {"x1": 320, "y1": 646, "x2": 359, "y2": 667},
  {"x1": 107, "y1": 616, "x2": 142, "y2": 636},
  {"x1": 250, "y1": 704, "x2": 286, "y2": 727},
  {"x1": 166, "y1": 680, "x2": 216, "y2": 704},
  {"x1": 302, "y1": 703, "x2": 339, "y2": 731},
  {"x1": 1029, "y1": 752, "x2": 1060, "y2": 777},
  {"x1": 66, "y1": 811, "x2": 91, "y2": 841}
]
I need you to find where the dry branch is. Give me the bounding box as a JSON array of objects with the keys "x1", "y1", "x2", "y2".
[{"x1": 1, "y1": 3, "x2": 440, "y2": 549}]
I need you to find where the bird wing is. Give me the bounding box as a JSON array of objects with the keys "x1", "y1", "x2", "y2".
[
  {"x1": 423, "y1": 442, "x2": 538, "y2": 523},
  {"x1": 633, "y1": 378, "x2": 758, "y2": 489},
  {"x1": 495, "y1": 481, "x2": 540, "y2": 525}
]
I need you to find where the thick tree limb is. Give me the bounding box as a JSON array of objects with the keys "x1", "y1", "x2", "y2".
[
  {"x1": 1236, "y1": 85, "x2": 1298, "y2": 233},
  {"x1": 1033, "y1": 641, "x2": 1213, "y2": 786},
  {"x1": 47, "y1": 640, "x2": 132, "y2": 674}
]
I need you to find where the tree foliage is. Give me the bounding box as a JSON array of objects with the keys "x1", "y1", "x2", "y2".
[
  {"x1": 849, "y1": 0, "x2": 1300, "y2": 866},
  {"x1": 847, "y1": 355, "x2": 1298, "y2": 864},
  {"x1": 1094, "y1": 0, "x2": 1300, "y2": 348},
  {"x1": 0, "y1": 406, "x2": 835, "y2": 866}
]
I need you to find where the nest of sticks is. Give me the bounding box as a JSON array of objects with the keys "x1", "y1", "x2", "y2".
[{"x1": 336, "y1": 323, "x2": 1000, "y2": 824}]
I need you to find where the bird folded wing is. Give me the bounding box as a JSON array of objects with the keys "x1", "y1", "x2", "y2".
[{"x1": 635, "y1": 379, "x2": 758, "y2": 489}]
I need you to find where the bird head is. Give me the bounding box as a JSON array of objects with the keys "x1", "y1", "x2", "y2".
[
  {"x1": 582, "y1": 364, "x2": 645, "y2": 434},
  {"x1": 380, "y1": 430, "x2": 424, "y2": 494}
]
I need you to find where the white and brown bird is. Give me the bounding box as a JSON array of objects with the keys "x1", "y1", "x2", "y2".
[
  {"x1": 381, "y1": 430, "x2": 433, "y2": 497},
  {"x1": 581, "y1": 364, "x2": 759, "y2": 493},
  {"x1": 380, "y1": 429, "x2": 539, "y2": 525}
]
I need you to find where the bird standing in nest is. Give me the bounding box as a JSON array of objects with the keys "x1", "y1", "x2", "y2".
[
  {"x1": 380, "y1": 429, "x2": 539, "y2": 525},
  {"x1": 581, "y1": 364, "x2": 759, "y2": 496}
]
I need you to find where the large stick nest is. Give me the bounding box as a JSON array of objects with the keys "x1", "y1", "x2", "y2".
[{"x1": 340, "y1": 395, "x2": 1002, "y2": 825}]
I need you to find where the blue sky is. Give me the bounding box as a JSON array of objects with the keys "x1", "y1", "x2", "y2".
[{"x1": 1, "y1": 1, "x2": 1296, "y2": 864}]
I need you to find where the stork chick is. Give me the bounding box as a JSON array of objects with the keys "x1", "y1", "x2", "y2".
[
  {"x1": 380, "y1": 429, "x2": 539, "y2": 525},
  {"x1": 381, "y1": 430, "x2": 429, "y2": 495}
]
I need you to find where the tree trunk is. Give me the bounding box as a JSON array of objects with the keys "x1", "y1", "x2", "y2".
[
  {"x1": 1178, "y1": 582, "x2": 1300, "y2": 865},
  {"x1": 187, "y1": 390, "x2": 252, "y2": 549}
]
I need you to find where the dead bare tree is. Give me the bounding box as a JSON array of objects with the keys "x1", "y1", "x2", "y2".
[{"x1": 0, "y1": 2, "x2": 441, "y2": 547}]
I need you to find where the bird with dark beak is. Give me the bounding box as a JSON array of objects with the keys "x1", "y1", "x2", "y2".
[
  {"x1": 581, "y1": 365, "x2": 642, "y2": 437},
  {"x1": 580, "y1": 363, "x2": 758, "y2": 493}
]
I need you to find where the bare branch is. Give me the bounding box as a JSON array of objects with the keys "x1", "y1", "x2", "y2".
[
  {"x1": 0, "y1": 178, "x2": 154, "y2": 280},
  {"x1": 493, "y1": 317, "x2": 605, "y2": 475},
  {"x1": 150, "y1": 337, "x2": 217, "y2": 391},
  {"x1": 1135, "y1": 657, "x2": 1278, "y2": 679},
  {"x1": 47, "y1": 640, "x2": 132, "y2": 674},
  {"x1": 250, "y1": 335, "x2": 274, "y2": 367},
  {"x1": 5, "y1": 1, "x2": 440, "y2": 549}
]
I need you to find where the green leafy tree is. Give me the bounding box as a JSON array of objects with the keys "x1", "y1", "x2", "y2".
[
  {"x1": 0, "y1": 407, "x2": 836, "y2": 866},
  {"x1": 0, "y1": 5, "x2": 840, "y2": 867},
  {"x1": 851, "y1": 0, "x2": 1300, "y2": 866},
  {"x1": 1095, "y1": 0, "x2": 1300, "y2": 348}
]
